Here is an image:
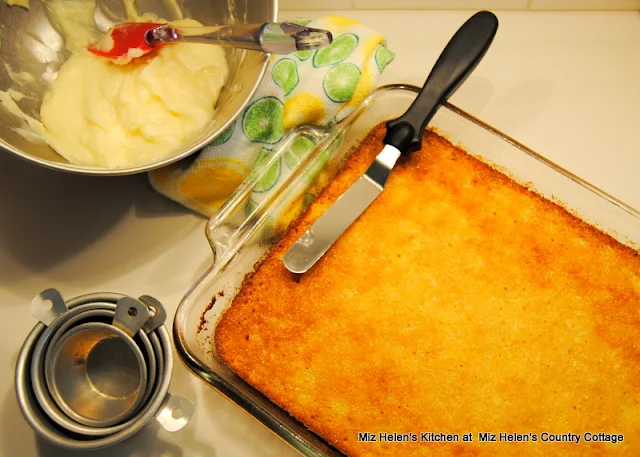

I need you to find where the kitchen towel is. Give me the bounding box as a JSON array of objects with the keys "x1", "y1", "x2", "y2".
[{"x1": 148, "y1": 15, "x2": 395, "y2": 216}]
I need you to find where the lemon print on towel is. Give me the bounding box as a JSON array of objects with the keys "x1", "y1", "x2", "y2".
[
  {"x1": 285, "y1": 136, "x2": 316, "y2": 170},
  {"x1": 283, "y1": 92, "x2": 326, "y2": 130},
  {"x1": 323, "y1": 63, "x2": 361, "y2": 103},
  {"x1": 375, "y1": 46, "x2": 395, "y2": 72},
  {"x1": 313, "y1": 33, "x2": 358, "y2": 67},
  {"x1": 242, "y1": 96, "x2": 284, "y2": 144},
  {"x1": 209, "y1": 121, "x2": 235, "y2": 146},
  {"x1": 294, "y1": 50, "x2": 313, "y2": 61},
  {"x1": 253, "y1": 147, "x2": 281, "y2": 193},
  {"x1": 179, "y1": 158, "x2": 249, "y2": 210},
  {"x1": 272, "y1": 58, "x2": 299, "y2": 96}
]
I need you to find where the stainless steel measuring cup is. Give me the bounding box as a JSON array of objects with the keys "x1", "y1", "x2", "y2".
[
  {"x1": 31, "y1": 307, "x2": 159, "y2": 435},
  {"x1": 16, "y1": 317, "x2": 193, "y2": 450},
  {"x1": 47, "y1": 322, "x2": 148, "y2": 427},
  {"x1": 44, "y1": 296, "x2": 152, "y2": 427},
  {"x1": 16, "y1": 289, "x2": 193, "y2": 450}
]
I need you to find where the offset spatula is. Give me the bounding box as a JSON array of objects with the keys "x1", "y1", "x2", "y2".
[{"x1": 283, "y1": 11, "x2": 499, "y2": 274}]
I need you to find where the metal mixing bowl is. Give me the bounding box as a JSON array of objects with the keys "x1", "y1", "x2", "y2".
[{"x1": 0, "y1": 0, "x2": 276, "y2": 175}]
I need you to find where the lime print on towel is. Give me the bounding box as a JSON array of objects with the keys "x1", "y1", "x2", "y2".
[{"x1": 149, "y1": 15, "x2": 395, "y2": 216}]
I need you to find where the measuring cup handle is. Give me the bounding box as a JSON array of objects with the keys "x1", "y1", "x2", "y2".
[
  {"x1": 138, "y1": 295, "x2": 168, "y2": 333},
  {"x1": 30, "y1": 288, "x2": 68, "y2": 326},
  {"x1": 112, "y1": 297, "x2": 151, "y2": 337},
  {"x1": 155, "y1": 393, "x2": 195, "y2": 432}
]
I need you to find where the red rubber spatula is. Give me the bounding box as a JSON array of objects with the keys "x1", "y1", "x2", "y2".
[
  {"x1": 88, "y1": 21, "x2": 333, "y2": 64},
  {"x1": 88, "y1": 22, "x2": 161, "y2": 62}
]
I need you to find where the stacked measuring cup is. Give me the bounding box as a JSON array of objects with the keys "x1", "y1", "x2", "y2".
[{"x1": 15, "y1": 288, "x2": 194, "y2": 450}]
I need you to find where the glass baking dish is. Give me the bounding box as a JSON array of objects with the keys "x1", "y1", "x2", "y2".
[{"x1": 173, "y1": 84, "x2": 640, "y2": 457}]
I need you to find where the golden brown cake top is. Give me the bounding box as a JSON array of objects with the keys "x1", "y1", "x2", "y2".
[{"x1": 215, "y1": 124, "x2": 640, "y2": 457}]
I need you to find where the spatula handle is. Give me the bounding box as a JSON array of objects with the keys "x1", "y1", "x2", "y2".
[
  {"x1": 165, "y1": 22, "x2": 332, "y2": 54},
  {"x1": 384, "y1": 11, "x2": 498, "y2": 154}
]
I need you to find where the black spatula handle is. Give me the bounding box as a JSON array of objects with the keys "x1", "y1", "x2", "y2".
[{"x1": 384, "y1": 11, "x2": 499, "y2": 154}]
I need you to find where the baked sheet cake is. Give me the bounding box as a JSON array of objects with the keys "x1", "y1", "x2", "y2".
[{"x1": 215, "y1": 123, "x2": 640, "y2": 456}]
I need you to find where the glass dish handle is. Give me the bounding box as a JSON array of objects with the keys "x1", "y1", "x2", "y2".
[
  {"x1": 205, "y1": 91, "x2": 380, "y2": 268},
  {"x1": 205, "y1": 125, "x2": 334, "y2": 266}
]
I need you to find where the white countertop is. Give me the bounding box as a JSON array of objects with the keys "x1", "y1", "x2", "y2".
[{"x1": 1, "y1": 9, "x2": 638, "y2": 457}]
